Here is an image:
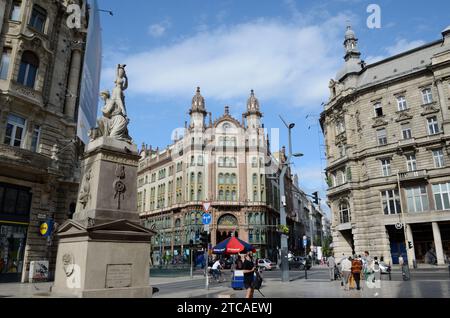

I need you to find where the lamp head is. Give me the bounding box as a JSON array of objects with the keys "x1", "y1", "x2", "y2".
[{"x1": 289, "y1": 123, "x2": 296, "y2": 129}]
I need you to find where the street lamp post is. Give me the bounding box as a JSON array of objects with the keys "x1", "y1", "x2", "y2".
[{"x1": 278, "y1": 116, "x2": 304, "y2": 283}]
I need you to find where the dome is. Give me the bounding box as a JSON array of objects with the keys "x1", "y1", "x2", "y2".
[
  {"x1": 247, "y1": 90, "x2": 260, "y2": 111},
  {"x1": 191, "y1": 87, "x2": 206, "y2": 112},
  {"x1": 345, "y1": 25, "x2": 356, "y2": 40}
]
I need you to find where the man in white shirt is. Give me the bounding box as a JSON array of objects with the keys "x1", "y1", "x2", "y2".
[
  {"x1": 212, "y1": 260, "x2": 222, "y2": 282},
  {"x1": 341, "y1": 257, "x2": 352, "y2": 291}
]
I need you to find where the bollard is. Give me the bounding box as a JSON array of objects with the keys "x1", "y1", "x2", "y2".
[
  {"x1": 305, "y1": 265, "x2": 308, "y2": 280},
  {"x1": 448, "y1": 264, "x2": 450, "y2": 278}
]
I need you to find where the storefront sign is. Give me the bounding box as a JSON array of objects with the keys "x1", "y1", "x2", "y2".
[{"x1": 39, "y1": 219, "x2": 54, "y2": 237}]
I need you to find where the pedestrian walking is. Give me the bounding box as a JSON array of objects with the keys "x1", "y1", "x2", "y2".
[
  {"x1": 351, "y1": 256, "x2": 363, "y2": 291},
  {"x1": 235, "y1": 255, "x2": 244, "y2": 270},
  {"x1": 243, "y1": 252, "x2": 256, "y2": 299},
  {"x1": 327, "y1": 255, "x2": 336, "y2": 281},
  {"x1": 341, "y1": 256, "x2": 352, "y2": 291}
]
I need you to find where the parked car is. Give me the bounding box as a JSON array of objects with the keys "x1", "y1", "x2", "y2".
[
  {"x1": 257, "y1": 259, "x2": 274, "y2": 271},
  {"x1": 289, "y1": 256, "x2": 312, "y2": 270}
]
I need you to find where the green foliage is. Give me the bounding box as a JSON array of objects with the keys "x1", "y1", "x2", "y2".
[{"x1": 321, "y1": 236, "x2": 333, "y2": 257}]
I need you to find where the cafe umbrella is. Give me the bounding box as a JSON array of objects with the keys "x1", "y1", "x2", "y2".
[{"x1": 212, "y1": 236, "x2": 256, "y2": 255}]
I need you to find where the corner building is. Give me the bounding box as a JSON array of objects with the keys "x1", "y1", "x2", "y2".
[
  {"x1": 0, "y1": 0, "x2": 92, "y2": 282},
  {"x1": 321, "y1": 25, "x2": 450, "y2": 266},
  {"x1": 138, "y1": 88, "x2": 297, "y2": 263}
]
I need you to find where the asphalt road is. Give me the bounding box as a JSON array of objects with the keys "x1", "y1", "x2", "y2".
[{"x1": 152, "y1": 267, "x2": 450, "y2": 296}]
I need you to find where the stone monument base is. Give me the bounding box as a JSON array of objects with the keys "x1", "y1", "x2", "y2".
[{"x1": 51, "y1": 220, "x2": 153, "y2": 298}]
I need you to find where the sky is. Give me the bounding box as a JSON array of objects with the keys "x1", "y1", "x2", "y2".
[{"x1": 95, "y1": 0, "x2": 450, "y2": 216}]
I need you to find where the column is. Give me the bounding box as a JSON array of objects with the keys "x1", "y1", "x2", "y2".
[
  {"x1": 406, "y1": 224, "x2": 417, "y2": 267},
  {"x1": 64, "y1": 46, "x2": 83, "y2": 119},
  {"x1": 0, "y1": 0, "x2": 6, "y2": 35},
  {"x1": 432, "y1": 222, "x2": 445, "y2": 265}
]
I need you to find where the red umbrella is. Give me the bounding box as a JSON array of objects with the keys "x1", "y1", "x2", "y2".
[{"x1": 212, "y1": 236, "x2": 256, "y2": 255}]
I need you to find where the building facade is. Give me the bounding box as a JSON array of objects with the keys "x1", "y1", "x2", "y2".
[
  {"x1": 321, "y1": 25, "x2": 450, "y2": 266},
  {"x1": 0, "y1": 0, "x2": 93, "y2": 282},
  {"x1": 138, "y1": 88, "x2": 310, "y2": 264}
]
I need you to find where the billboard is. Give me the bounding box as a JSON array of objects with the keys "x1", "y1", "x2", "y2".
[{"x1": 77, "y1": 0, "x2": 102, "y2": 145}]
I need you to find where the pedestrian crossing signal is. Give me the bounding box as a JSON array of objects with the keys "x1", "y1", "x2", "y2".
[{"x1": 408, "y1": 241, "x2": 413, "y2": 249}]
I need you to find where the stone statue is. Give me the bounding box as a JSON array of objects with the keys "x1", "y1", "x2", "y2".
[
  {"x1": 78, "y1": 170, "x2": 91, "y2": 209},
  {"x1": 90, "y1": 64, "x2": 132, "y2": 143}
]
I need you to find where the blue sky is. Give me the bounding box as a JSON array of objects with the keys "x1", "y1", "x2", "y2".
[{"x1": 96, "y1": 0, "x2": 450, "y2": 216}]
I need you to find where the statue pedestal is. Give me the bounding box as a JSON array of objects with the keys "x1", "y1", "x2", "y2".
[{"x1": 51, "y1": 137, "x2": 155, "y2": 298}]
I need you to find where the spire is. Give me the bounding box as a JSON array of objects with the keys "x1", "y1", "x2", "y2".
[
  {"x1": 247, "y1": 89, "x2": 260, "y2": 112},
  {"x1": 344, "y1": 24, "x2": 361, "y2": 61},
  {"x1": 190, "y1": 86, "x2": 206, "y2": 114},
  {"x1": 336, "y1": 24, "x2": 362, "y2": 81}
]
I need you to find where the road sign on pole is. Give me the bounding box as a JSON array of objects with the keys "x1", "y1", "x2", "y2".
[
  {"x1": 202, "y1": 202, "x2": 211, "y2": 213},
  {"x1": 202, "y1": 213, "x2": 212, "y2": 225}
]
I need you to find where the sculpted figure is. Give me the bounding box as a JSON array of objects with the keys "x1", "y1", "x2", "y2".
[{"x1": 90, "y1": 64, "x2": 132, "y2": 143}]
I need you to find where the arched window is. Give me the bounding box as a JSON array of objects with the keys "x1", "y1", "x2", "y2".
[
  {"x1": 231, "y1": 174, "x2": 237, "y2": 185},
  {"x1": 218, "y1": 173, "x2": 224, "y2": 185},
  {"x1": 231, "y1": 191, "x2": 237, "y2": 201},
  {"x1": 339, "y1": 201, "x2": 351, "y2": 224},
  {"x1": 225, "y1": 190, "x2": 231, "y2": 201},
  {"x1": 253, "y1": 191, "x2": 258, "y2": 202},
  {"x1": 219, "y1": 190, "x2": 225, "y2": 201},
  {"x1": 218, "y1": 157, "x2": 224, "y2": 167},
  {"x1": 218, "y1": 214, "x2": 238, "y2": 226},
  {"x1": 175, "y1": 219, "x2": 181, "y2": 228},
  {"x1": 198, "y1": 189, "x2": 202, "y2": 201},
  {"x1": 190, "y1": 189, "x2": 195, "y2": 201},
  {"x1": 248, "y1": 213, "x2": 253, "y2": 225},
  {"x1": 18, "y1": 51, "x2": 39, "y2": 88},
  {"x1": 197, "y1": 172, "x2": 203, "y2": 184},
  {"x1": 253, "y1": 174, "x2": 258, "y2": 186},
  {"x1": 190, "y1": 172, "x2": 195, "y2": 184},
  {"x1": 225, "y1": 173, "x2": 230, "y2": 185}
]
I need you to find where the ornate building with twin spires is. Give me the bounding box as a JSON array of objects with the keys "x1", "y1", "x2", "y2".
[
  {"x1": 137, "y1": 88, "x2": 322, "y2": 263},
  {"x1": 321, "y1": 25, "x2": 450, "y2": 266}
]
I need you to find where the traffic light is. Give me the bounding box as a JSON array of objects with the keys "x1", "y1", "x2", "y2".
[
  {"x1": 312, "y1": 192, "x2": 319, "y2": 205},
  {"x1": 408, "y1": 241, "x2": 413, "y2": 249},
  {"x1": 200, "y1": 231, "x2": 209, "y2": 248}
]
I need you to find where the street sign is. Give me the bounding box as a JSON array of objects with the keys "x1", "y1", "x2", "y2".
[
  {"x1": 204, "y1": 224, "x2": 210, "y2": 233},
  {"x1": 395, "y1": 223, "x2": 403, "y2": 230},
  {"x1": 202, "y1": 202, "x2": 211, "y2": 212},
  {"x1": 303, "y1": 239, "x2": 308, "y2": 248},
  {"x1": 202, "y1": 213, "x2": 212, "y2": 225}
]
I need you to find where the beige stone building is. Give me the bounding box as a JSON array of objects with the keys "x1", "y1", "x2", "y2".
[
  {"x1": 137, "y1": 88, "x2": 311, "y2": 263},
  {"x1": 0, "y1": 0, "x2": 95, "y2": 282},
  {"x1": 321, "y1": 25, "x2": 450, "y2": 266}
]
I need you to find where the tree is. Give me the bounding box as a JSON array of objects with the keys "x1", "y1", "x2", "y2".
[{"x1": 321, "y1": 236, "x2": 334, "y2": 257}]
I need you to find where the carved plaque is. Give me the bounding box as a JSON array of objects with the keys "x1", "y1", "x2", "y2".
[{"x1": 105, "y1": 264, "x2": 132, "y2": 288}]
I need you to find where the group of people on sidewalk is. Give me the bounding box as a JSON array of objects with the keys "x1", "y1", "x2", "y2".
[{"x1": 327, "y1": 251, "x2": 382, "y2": 291}]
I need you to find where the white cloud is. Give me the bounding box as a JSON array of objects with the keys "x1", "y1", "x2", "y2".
[
  {"x1": 103, "y1": 17, "x2": 350, "y2": 108},
  {"x1": 148, "y1": 20, "x2": 171, "y2": 38},
  {"x1": 386, "y1": 39, "x2": 426, "y2": 56},
  {"x1": 366, "y1": 39, "x2": 425, "y2": 65}
]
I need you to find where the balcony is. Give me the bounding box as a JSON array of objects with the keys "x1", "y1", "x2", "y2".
[{"x1": 398, "y1": 170, "x2": 428, "y2": 182}]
